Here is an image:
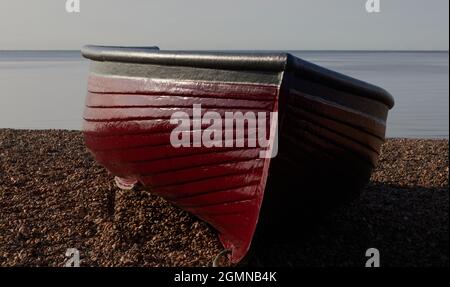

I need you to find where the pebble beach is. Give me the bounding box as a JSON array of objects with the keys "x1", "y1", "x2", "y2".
[{"x1": 0, "y1": 129, "x2": 448, "y2": 267}]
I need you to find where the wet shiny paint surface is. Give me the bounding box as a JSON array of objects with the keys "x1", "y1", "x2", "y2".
[{"x1": 84, "y1": 74, "x2": 279, "y2": 263}]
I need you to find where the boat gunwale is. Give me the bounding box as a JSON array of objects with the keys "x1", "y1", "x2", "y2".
[
  {"x1": 81, "y1": 45, "x2": 287, "y2": 71},
  {"x1": 81, "y1": 45, "x2": 395, "y2": 108}
]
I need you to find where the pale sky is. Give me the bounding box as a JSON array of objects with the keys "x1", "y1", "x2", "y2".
[{"x1": 0, "y1": 0, "x2": 448, "y2": 50}]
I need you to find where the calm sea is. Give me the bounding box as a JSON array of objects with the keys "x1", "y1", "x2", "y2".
[{"x1": 0, "y1": 51, "x2": 448, "y2": 138}]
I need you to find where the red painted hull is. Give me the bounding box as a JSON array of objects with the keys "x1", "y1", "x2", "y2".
[{"x1": 84, "y1": 74, "x2": 279, "y2": 263}]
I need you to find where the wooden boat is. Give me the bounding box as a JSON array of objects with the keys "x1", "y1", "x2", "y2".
[{"x1": 81, "y1": 45, "x2": 394, "y2": 264}]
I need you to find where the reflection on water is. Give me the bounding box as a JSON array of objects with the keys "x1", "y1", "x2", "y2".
[{"x1": 0, "y1": 51, "x2": 448, "y2": 138}]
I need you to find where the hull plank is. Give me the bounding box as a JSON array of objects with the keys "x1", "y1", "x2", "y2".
[{"x1": 84, "y1": 70, "x2": 278, "y2": 263}]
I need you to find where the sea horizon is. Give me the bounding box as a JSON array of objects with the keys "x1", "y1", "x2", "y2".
[{"x1": 0, "y1": 50, "x2": 448, "y2": 139}]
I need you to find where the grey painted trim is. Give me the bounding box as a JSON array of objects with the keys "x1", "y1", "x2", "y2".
[{"x1": 90, "y1": 61, "x2": 283, "y2": 85}]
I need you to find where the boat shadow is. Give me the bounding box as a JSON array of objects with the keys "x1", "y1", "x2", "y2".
[{"x1": 247, "y1": 181, "x2": 449, "y2": 267}]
